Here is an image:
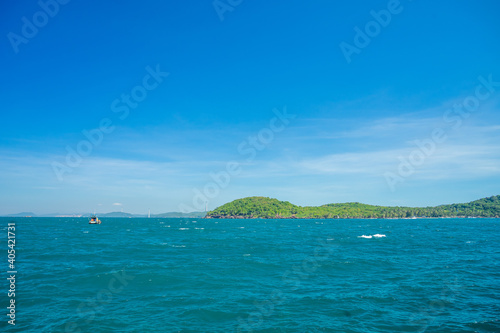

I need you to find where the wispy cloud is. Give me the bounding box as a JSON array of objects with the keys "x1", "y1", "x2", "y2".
[
  {"x1": 1, "y1": 95, "x2": 498, "y2": 213},
  {"x1": 294, "y1": 143, "x2": 500, "y2": 180}
]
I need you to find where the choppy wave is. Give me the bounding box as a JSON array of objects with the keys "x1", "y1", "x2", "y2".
[
  {"x1": 358, "y1": 234, "x2": 386, "y2": 238},
  {"x1": 2, "y1": 217, "x2": 499, "y2": 333}
]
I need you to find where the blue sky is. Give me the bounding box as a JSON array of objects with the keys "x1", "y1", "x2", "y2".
[{"x1": 1, "y1": 0, "x2": 500, "y2": 214}]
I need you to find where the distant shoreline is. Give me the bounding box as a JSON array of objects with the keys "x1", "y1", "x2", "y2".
[
  {"x1": 1, "y1": 216, "x2": 498, "y2": 220},
  {"x1": 4, "y1": 195, "x2": 500, "y2": 219},
  {"x1": 204, "y1": 215, "x2": 498, "y2": 220}
]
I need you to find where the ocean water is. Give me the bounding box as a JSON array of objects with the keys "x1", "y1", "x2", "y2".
[{"x1": 1, "y1": 217, "x2": 499, "y2": 332}]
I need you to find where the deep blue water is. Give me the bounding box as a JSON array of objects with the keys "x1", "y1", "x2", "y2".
[{"x1": 1, "y1": 217, "x2": 499, "y2": 332}]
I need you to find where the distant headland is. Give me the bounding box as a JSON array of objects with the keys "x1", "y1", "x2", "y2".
[
  {"x1": 1, "y1": 211, "x2": 206, "y2": 218},
  {"x1": 205, "y1": 195, "x2": 500, "y2": 219}
]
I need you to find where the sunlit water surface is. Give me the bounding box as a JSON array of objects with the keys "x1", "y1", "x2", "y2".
[{"x1": 1, "y1": 217, "x2": 499, "y2": 332}]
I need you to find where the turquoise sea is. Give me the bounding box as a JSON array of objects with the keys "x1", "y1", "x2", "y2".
[{"x1": 1, "y1": 217, "x2": 499, "y2": 332}]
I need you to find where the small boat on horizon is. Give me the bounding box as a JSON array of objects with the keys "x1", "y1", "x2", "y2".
[{"x1": 89, "y1": 215, "x2": 101, "y2": 224}]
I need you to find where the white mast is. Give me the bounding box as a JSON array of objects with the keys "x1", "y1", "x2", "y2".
[{"x1": 148, "y1": 208, "x2": 150, "y2": 218}]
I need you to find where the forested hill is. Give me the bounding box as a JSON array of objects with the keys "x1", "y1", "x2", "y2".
[{"x1": 205, "y1": 196, "x2": 500, "y2": 219}]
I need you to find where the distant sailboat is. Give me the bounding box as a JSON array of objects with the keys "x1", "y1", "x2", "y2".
[{"x1": 148, "y1": 209, "x2": 151, "y2": 218}]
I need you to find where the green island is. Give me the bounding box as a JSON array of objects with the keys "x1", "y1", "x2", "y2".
[{"x1": 205, "y1": 195, "x2": 500, "y2": 219}]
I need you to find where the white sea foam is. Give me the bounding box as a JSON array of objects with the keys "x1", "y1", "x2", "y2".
[
  {"x1": 358, "y1": 234, "x2": 386, "y2": 239},
  {"x1": 179, "y1": 228, "x2": 190, "y2": 230}
]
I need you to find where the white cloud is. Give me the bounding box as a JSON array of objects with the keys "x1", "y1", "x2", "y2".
[
  {"x1": 293, "y1": 141, "x2": 500, "y2": 181},
  {"x1": 1, "y1": 95, "x2": 498, "y2": 213}
]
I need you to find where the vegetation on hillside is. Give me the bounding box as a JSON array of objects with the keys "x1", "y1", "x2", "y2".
[{"x1": 205, "y1": 195, "x2": 500, "y2": 219}]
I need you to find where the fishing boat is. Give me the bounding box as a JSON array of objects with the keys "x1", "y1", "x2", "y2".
[{"x1": 89, "y1": 215, "x2": 101, "y2": 224}]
